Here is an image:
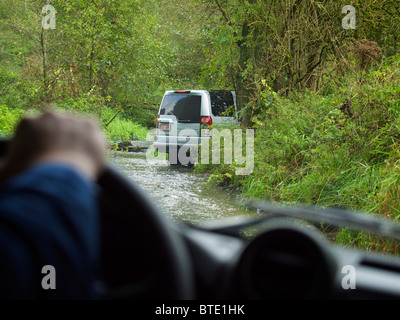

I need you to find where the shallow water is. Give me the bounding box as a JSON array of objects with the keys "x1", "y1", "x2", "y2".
[{"x1": 108, "y1": 151, "x2": 255, "y2": 226}]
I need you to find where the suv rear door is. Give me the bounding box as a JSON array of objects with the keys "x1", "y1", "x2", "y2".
[{"x1": 157, "y1": 91, "x2": 202, "y2": 149}]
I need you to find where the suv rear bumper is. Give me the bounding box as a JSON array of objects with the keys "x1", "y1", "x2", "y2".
[{"x1": 153, "y1": 136, "x2": 210, "y2": 154}]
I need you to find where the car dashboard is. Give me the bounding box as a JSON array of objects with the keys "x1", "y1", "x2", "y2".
[{"x1": 176, "y1": 206, "x2": 400, "y2": 300}]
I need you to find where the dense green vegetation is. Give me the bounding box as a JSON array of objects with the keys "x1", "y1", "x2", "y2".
[
  {"x1": 1, "y1": 0, "x2": 400, "y2": 252},
  {"x1": 206, "y1": 57, "x2": 400, "y2": 253}
]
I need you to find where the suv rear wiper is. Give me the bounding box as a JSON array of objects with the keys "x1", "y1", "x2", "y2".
[{"x1": 246, "y1": 200, "x2": 400, "y2": 240}]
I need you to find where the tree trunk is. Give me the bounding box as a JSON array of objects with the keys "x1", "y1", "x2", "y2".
[
  {"x1": 40, "y1": 27, "x2": 47, "y2": 92},
  {"x1": 235, "y1": 20, "x2": 252, "y2": 126}
]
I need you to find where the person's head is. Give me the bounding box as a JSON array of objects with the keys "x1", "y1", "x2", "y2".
[{"x1": 0, "y1": 111, "x2": 107, "y2": 181}]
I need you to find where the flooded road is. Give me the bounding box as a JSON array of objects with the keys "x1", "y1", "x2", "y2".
[{"x1": 108, "y1": 151, "x2": 254, "y2": 226}]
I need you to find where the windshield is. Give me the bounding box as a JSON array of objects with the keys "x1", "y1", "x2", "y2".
[
  {"x1": 159, "y1": 95, "x2": 201, "y2": 123},
  {"x1": 2, "y1": 0, "x2": 399, "y2": 259}
]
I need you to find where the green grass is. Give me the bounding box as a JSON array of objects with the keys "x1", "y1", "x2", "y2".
[
  {"x1": 0, "y1": 105, "x2": 25, "y2": 137},
  {"x1": 105, "y1": 117, "x2": 148, "y2": 142},
  {"x1": 0, "y1": 101, "x2": 149, "y2": 143}
]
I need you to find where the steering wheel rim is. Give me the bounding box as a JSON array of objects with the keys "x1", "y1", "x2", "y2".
[{"x1": 97, "y1": 165, "x2": 194, "y2": 299}]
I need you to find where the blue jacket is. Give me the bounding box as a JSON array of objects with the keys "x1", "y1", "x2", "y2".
[{"x1": 0, "y1": 164, "x2": 101, "y2": 299}]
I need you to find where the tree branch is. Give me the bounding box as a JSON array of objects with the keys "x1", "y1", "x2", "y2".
[
  {"x1": 297, "y1": 44, "x2": 327, "y2": 85},
  {"x1": 214, "y1": 0, "x2": 230, "y2": 24}
]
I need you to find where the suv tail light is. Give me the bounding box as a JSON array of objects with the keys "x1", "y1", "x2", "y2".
[
  {"x1": 157, "y1": 115, "x2": 160, "y2": 127},
  {"x1": 201, "y1": 116, "x2": 212, "y2": 126}
]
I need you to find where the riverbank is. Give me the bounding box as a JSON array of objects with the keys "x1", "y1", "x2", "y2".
[{"x1": 111, "y1": 140, "x2": 152, "y2": 152}]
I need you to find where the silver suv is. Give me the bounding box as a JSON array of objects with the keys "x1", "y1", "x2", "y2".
[{"x1": 153, "y1": 90, "x2": 239, "y2": 165}]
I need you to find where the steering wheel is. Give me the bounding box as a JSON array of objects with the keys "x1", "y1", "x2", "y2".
[
  {"x1": 98, "y1": 166, "x2": 195, "y2": 299},
  {"x1": 0, "y1": 139, "x2": 194, "y2": 299}
]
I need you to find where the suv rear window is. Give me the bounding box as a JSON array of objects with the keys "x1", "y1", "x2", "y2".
[
  {"x1": 160, "y1": 95, "x2": 201, "y2": 123},
  {"x1": 209, "y1": 90, "x2": 235, "y2": 117}
]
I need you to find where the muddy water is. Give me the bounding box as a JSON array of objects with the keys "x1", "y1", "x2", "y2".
[{"x1": 108, "y1": 151, "x2": 255, "y2": 226}]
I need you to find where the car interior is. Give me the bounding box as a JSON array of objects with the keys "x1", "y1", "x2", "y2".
[
  {"x1": 2, "y1": 139, "x2": 400, "y2": 300},
  {"x1": 99, "y1": 162, "x2": 400, "y2": 300}
]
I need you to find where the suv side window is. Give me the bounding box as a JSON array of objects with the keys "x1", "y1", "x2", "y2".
[{"x1": 209, "y1": 90, "x2": 235, "y2": 117}]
